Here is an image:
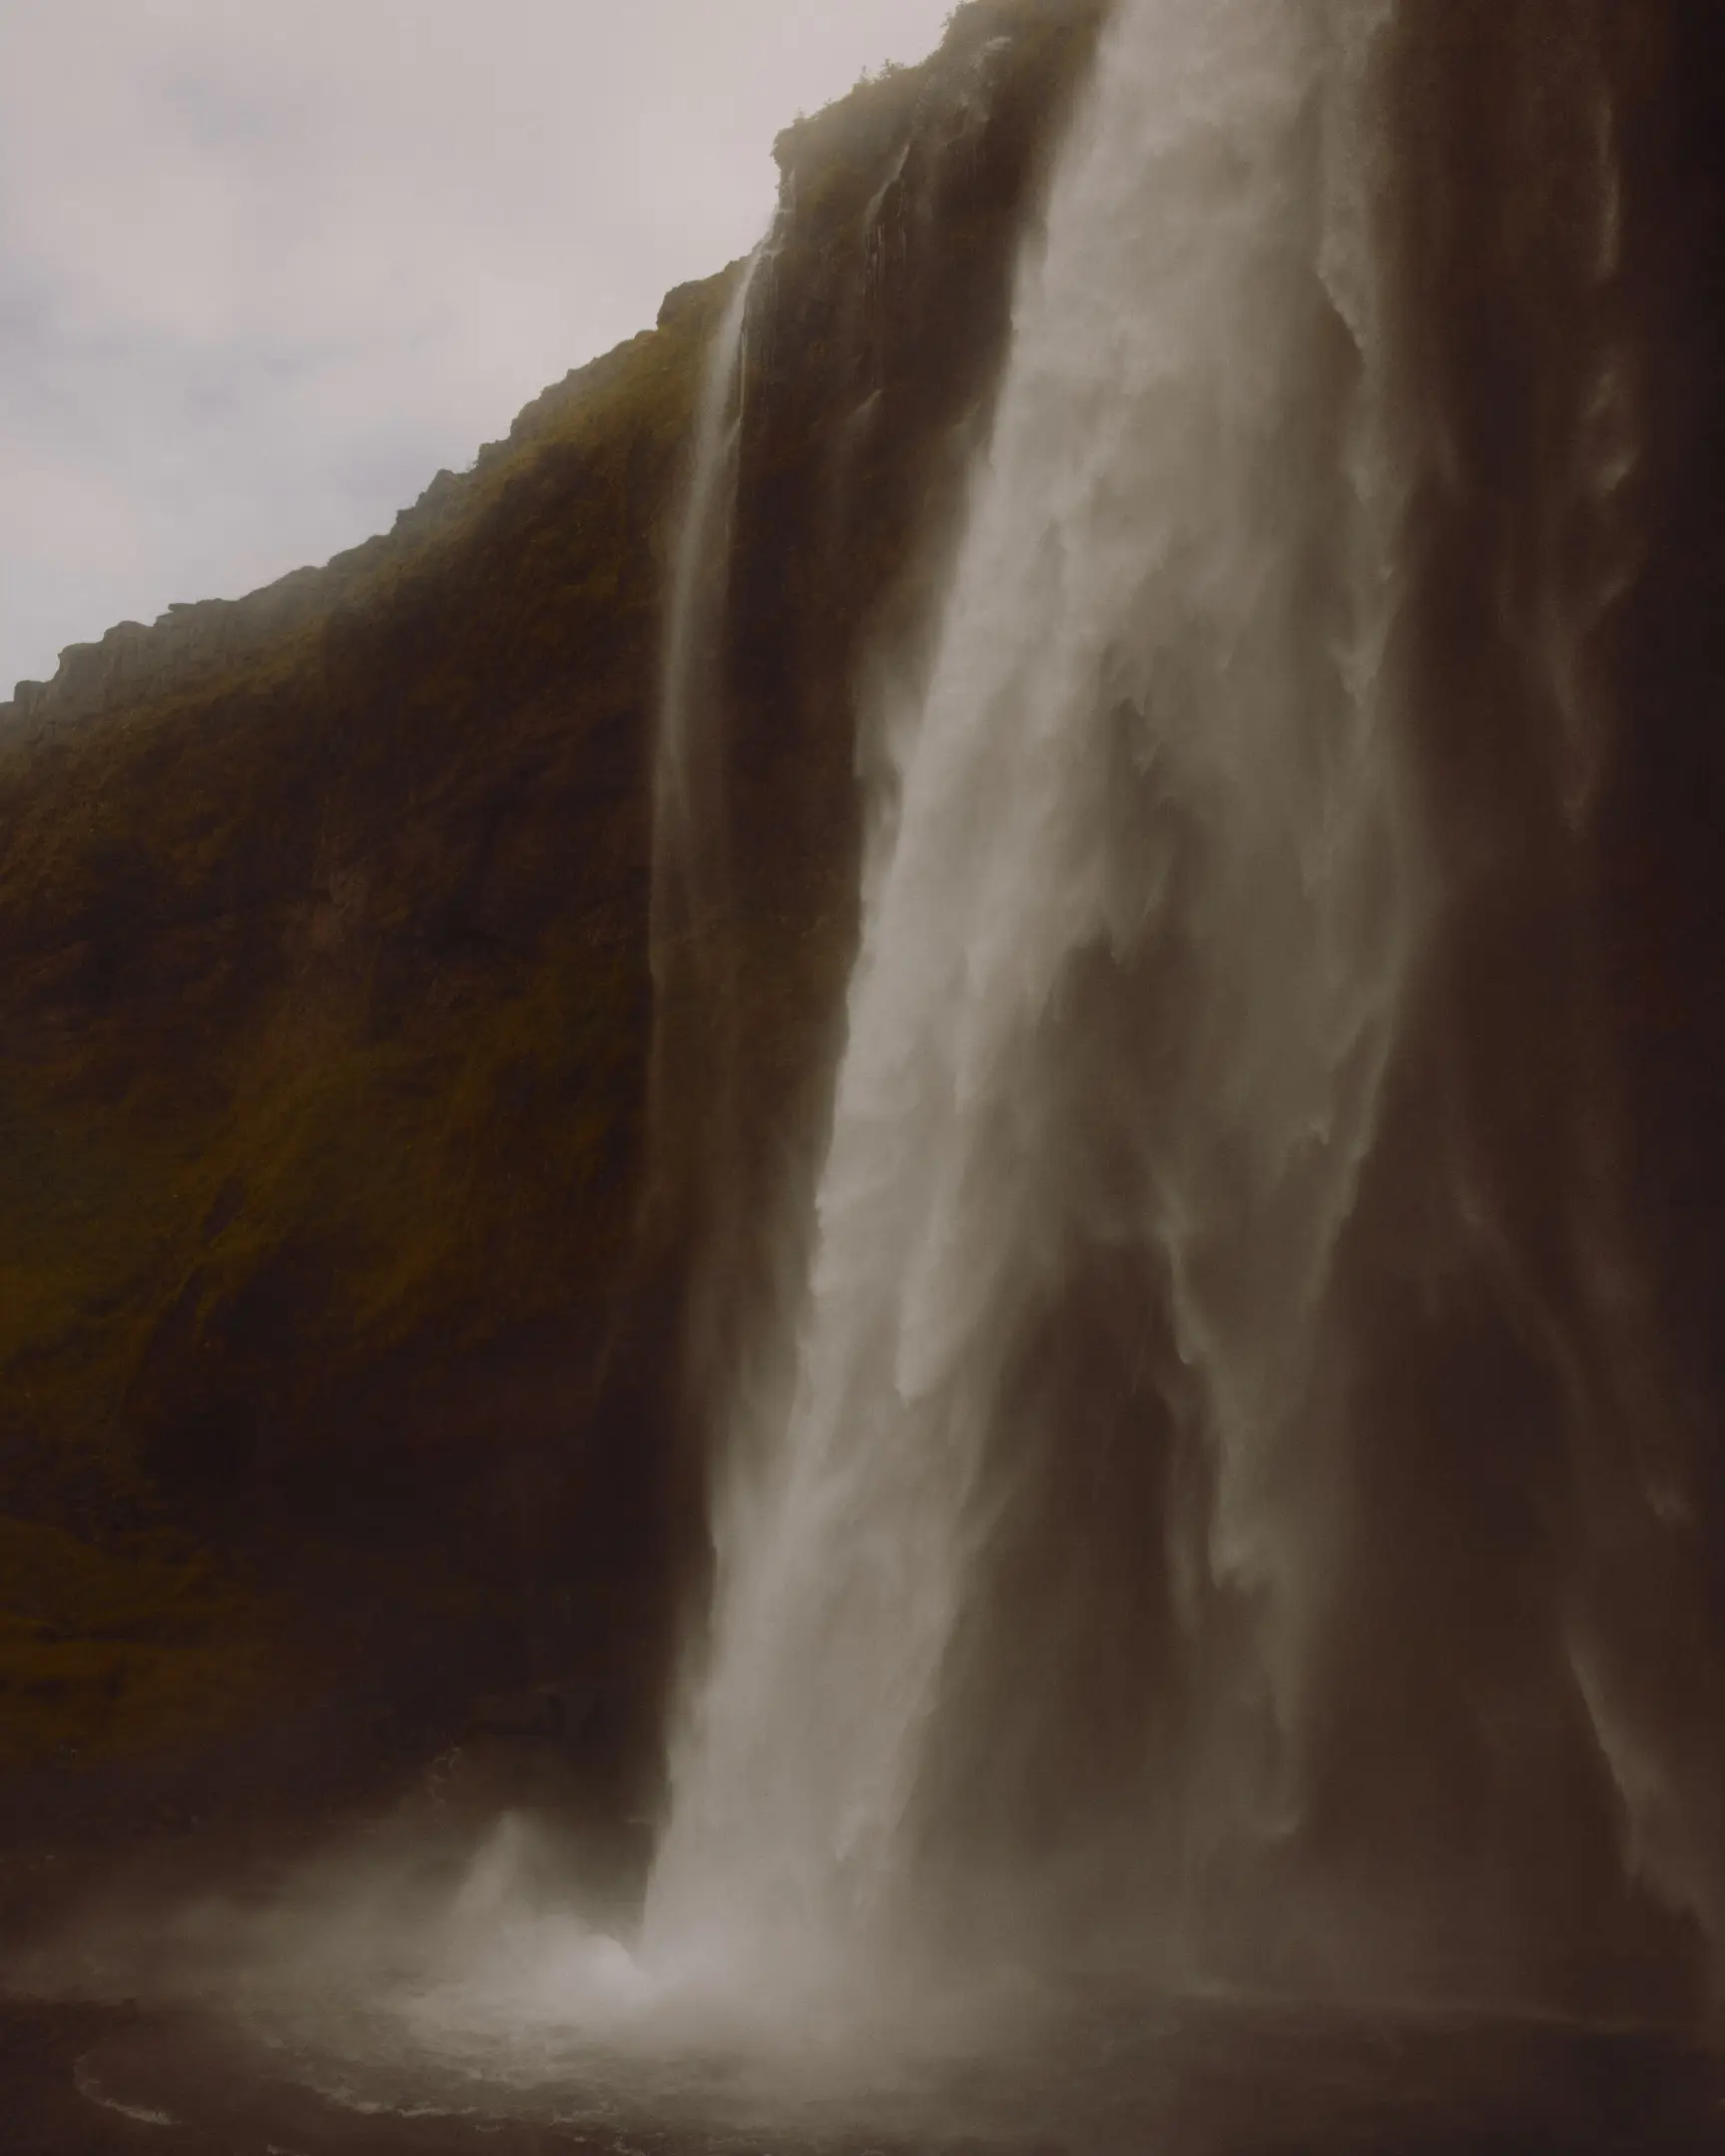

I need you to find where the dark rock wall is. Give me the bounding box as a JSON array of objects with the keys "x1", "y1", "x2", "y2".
[
  {"x1": 0, "y1": 306, "x2": 703, "y2": 1799},
  {"x1": 1260, "y1": 0, "x2": 1725, "y2": 2012}
]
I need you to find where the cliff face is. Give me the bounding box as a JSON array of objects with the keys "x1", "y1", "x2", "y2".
[{"x1": 0, "y1": 0, "x2": 1105, "y2": 1798}]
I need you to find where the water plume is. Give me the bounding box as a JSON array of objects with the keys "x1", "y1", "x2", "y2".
[{"x1": 648, "y1": 0, "x2": 1417, "y2": 2003}]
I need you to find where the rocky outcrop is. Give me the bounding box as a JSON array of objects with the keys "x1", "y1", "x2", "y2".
[{"x1": 0, "y1": 0, "x2": 1106, "y2": 1802}]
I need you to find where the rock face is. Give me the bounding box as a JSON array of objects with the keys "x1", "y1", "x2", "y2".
[{"x1": 0, "y1": 0, "x2": 1106, "y2": 1803}]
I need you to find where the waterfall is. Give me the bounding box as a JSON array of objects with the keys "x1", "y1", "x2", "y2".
[
  {"x1": 648, "y1": 239, "x2": 769, "y2": 1255},
  {"x1": 647, "y1": 0, "x2": 1414, "y2": 1998}
]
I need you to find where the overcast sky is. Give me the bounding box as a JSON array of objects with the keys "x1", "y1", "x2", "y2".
[{"x1": 0, "y1": 0, "x2": 956, "y2": 697}]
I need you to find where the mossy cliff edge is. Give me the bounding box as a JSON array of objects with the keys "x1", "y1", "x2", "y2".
[{"x1": 0, "y1": 0, "x2": 1106, "y2": 1803}]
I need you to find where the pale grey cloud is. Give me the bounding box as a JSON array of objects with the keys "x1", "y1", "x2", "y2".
[{"x1": 0, "y1": 0, "x2": 955, "y2": 694}]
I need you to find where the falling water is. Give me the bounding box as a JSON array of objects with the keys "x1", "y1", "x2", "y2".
[
  {"x1": 648, "y1": 0, "x2": 1415, "y2": 1999},
  {"x1": 648, "y1": 238, "x2": 769, "y2": 1246}
]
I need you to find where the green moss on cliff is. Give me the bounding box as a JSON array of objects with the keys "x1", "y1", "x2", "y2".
[{"x1": 0, "y1": 287, "x2": 728, "y2": 1765}]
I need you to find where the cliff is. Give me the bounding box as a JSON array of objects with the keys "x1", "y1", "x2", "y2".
[{"x1": 0, "y1": 0, "x2": 1107, "y2": 1809}]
